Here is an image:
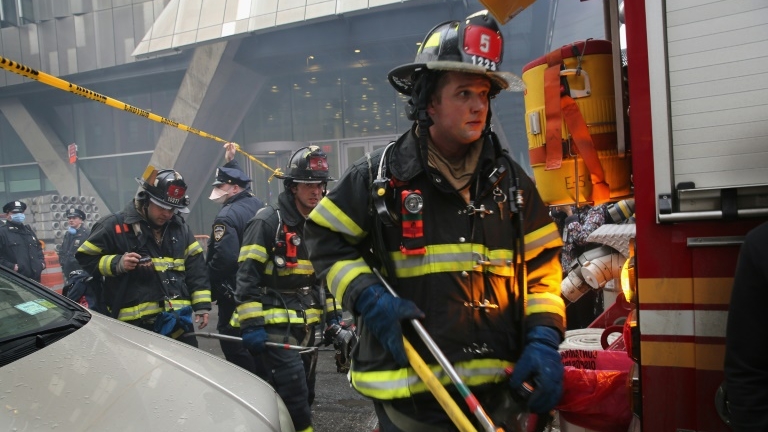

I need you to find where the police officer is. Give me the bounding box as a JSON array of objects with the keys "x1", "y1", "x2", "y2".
[
  {"x1": 76, "y1": 166, "x2": 211, "y2": 346},
  {"x1": 59, "y1": 208, "x2": 89, "y2": 281},
  {"x1": 0, "y1": 201, "x2": 45, "y2": 281},
  {"x1": 207, "y1": 142, "x2": 266, "y2": 376},
  {"x1": 236, "y1": 146, "x2": 348, "y2": 432},
  {"x1": 305, "y1": 11, "x2": 566, "y2": 430}
]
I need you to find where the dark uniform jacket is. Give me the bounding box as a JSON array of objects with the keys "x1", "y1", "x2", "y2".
[
  {"x1": 0, "y1": 221, "x2": 44, "y2": 281},
  {"x1": 206, "y1": 189, "x2": 264, "y2": 298},
  {"x1": 305, "y1": 128, "x2": 565, "y2": 400},
  {"x1": 235, "y1": 192, "x2": 340, "y2": 332},
  {"x1": 60, "y1": 225, "x2": 91, "y2": 278},
  {"x1": 76, "y1": 201, "x2": 211, "y2": 322},
  {"x1": 725, "y1": 221, "x2": 768, "y2": 430}
]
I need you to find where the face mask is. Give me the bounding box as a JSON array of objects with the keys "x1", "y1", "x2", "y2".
[
  {"x1": 10, "y1": 213, "x2": 25, "y2": 224},
  {"x1": 68, "y1": 227, "x2": 77, "y2": 235},
  {"x1": 209, "y1": 187, "x2": 229, "y2": 204}
]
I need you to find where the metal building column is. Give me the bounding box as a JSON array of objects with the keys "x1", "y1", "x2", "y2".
[
  {"x1": 147, "y1": 38, "x2": 266, "y2": 207},
  {"x1": 0, "y1": 98, "x2": 110, "y2": 213}
]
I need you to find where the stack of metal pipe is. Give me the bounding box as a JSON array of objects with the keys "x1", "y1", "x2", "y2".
[{"x1": 27, "y1": 194, "x2": 101, "y2": 251}]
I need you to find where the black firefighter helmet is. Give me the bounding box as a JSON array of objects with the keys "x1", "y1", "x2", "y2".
[
  {"x1": 276, "y1": 146, "x2": 336, "y2": 185},
  {"x1": 135, "y1": 166, "x2": 190, "y2": 213},
  {"x1": 387, "y1": 9, "x2": 524, "y2": 98}
]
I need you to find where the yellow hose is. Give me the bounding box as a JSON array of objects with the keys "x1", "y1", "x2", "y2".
[{"x1": 403, "y1": 338, "x2": 477, "y2": 432}]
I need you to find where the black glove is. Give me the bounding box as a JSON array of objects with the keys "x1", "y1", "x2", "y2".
[
  {"x1": 329, "y1": 323, "x2": 357, "y2": 373},
  {"x1": 323, "y1": 321, "x2": 343, "y2": 346}
]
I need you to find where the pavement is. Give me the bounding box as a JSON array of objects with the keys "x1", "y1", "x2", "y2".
[{"x1": 195, "y1": 304, "x2": 377, "y2": 432}]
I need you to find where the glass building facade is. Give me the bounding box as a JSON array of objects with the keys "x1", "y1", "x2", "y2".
[{"x1": 0, "y1": 0, "x2": 607, "y2": 237}]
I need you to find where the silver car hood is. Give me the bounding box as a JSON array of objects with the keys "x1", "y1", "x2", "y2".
[{"x1": 1, "y1": 313, "x2": 284, "y2": 431}]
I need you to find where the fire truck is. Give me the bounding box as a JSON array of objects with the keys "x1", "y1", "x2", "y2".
[{"x1": 481, "y1": 0, "x2": 768, "y2": 430}]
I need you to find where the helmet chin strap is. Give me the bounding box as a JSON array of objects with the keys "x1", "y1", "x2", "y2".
[
  {"x1": 409, "y1": 71, "x2": 438, "y2": 171},
  {"x1": 482, "y1": 103, "x2": 494, "y2": 137}
]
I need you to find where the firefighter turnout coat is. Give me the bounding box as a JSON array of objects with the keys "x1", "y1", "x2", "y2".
[
  {"x1": 305, "y1": 129, "x2": 566, "y2": 401},
  {"x1": 76, "y1": 201, "x2": 211, "y2": 322},
  {"x1": 235, "y1": 192, "x2": 340, "y2": 333},
  {"x1": 0, "y1": 221, "x2": 44, "y2": 281}
]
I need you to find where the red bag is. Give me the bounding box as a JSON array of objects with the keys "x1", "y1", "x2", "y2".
[{"x1": 556, "y1": 366, "x2": 632, "y2": 432}]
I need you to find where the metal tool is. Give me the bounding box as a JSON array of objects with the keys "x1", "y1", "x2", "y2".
[
  {"x1": 188, "y1": 332, "x2": 318, "y2": 354},
  {"x1": 372, "y1": 268, "x2": 504, "y2": 432}
]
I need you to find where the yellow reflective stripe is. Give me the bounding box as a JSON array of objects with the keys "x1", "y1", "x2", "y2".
[
  {"x1": 390, "y1": 244, "x2": 514, "y2": 278},
  {"x1": 350, "y1": 358, "x2": 512, "y2": 400},
  {"x1": 262, "y1": 307, "x2": 323, "y2": 325},
  {"x1": 117, "y1": 302, "x2": 163, "y2": 322},
  {"x1": 264, "y1": 259, "x2": 315, "y2": 276},
  {"x1": 98, "y1": 255, "x2": 119, "y2": 276},
  {"x1": 229, "y1": 310, "x2": 241, "y2": 328},
  {"x1": 423, "y1": 31, "x2": 441, "y2": 49},
  {"x1": 327, "y1": 259, "x2": 373, "y2": 304},
  {"x1": 524, "y1": 222, "x2": 562, "y2": 258},
  {"x1": 77, "y1": 240, "x2": 102, "y2": 255},
  {"x1": 186, "y1": 241, "x2": 203, "y2": 257},
  {"x1": 237, "y1": 302, "x2": 263, "y2": 322},
  {"x1": 325, "y1": 298, "x2": 341, "y2": 313},
  {"x1": 166, "y1": 299, "x2": 192, "y2": 309},
  {"x1": 152, "y1": 257, "x2": 185, "y2": 271},
  {"x1": 185, "y1": 242, "x2": 201, "y2": 257},
  {"x1": 527, "y1": 292, "x2": 566, "y2": 316},
  {"x1": 239, "y1": 243, "x2": 268, "y2": 264},
  {"x1": 191, "y1": 290, "x2": 211, "y2": 304},
  {"x1": 309, "y1": 198, "x2": 366, "y2": 244}
]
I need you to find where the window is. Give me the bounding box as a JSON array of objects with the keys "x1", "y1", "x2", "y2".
[{"x1": 7, "y1": 166, "x2": 41, "y2": 193}]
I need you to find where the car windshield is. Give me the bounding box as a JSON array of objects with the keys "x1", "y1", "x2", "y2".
[{"x1": 0, "y1": 268, "x2": 89, "y2": 365}]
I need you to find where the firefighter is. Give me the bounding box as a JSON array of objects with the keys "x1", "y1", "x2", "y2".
[
  {"x1": 724, "y1": 221, "x2": 768, "y2": 430},
  {"x1": 236, "y1": 146, "x2": 348, "y2": 432},
  {"x1": 206, "y1": 142, "x2": 267, "y2": 377},
  {"x1": 0, "y1": 200, "x2": 45, "y2": 282},
  {"x1": 304, "y1": 10, "x2": 566, "y2": 430},
  {"x1": 76, "y1": 167, "x2": 211, "y2": 346},
  {"x1": 59, "y1": 207, "x2": 89, "y2": 281}
]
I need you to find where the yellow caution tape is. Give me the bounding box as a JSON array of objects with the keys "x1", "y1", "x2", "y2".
[{"x1": 0, "y1": 55, "x2": 282, "y2": 179}]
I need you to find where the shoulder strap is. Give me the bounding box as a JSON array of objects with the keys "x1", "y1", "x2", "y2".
[
  {"x1": 366, "y1": 141, "x2": 402, "y2": 288},
  {"x1": 488, "y1": 131, "x2": 527, "y2": 345},
  {"x1": 370, "y1": 141, "x2": 399, "y2": 227}
]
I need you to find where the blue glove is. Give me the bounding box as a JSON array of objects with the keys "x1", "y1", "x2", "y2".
[
  {"x1": 153, "y1": 306, "x2": 193, "y2": 337},
  {"x1": 177, "y1": 306, "x2": 194, "y2": 333},
  {"x1": 355, "y1": 284, "x2": 424, "y2": 367},
  {"x1": 153, "y1": 311, "x2": 177, "y2": 336},
  {"x1": 326, "y1": 314, "x2": 341, "y2": 327},
  {"x1": 509, "y1": 326, "x2": 564, "y2": 414},
  {"x1": 241, "y1": 326, "x2": 268, "y2": 355}
]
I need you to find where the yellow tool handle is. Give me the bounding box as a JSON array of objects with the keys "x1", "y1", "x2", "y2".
[{"x1": 403, "y1": 338, "x2": 477, "y2": 432}]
